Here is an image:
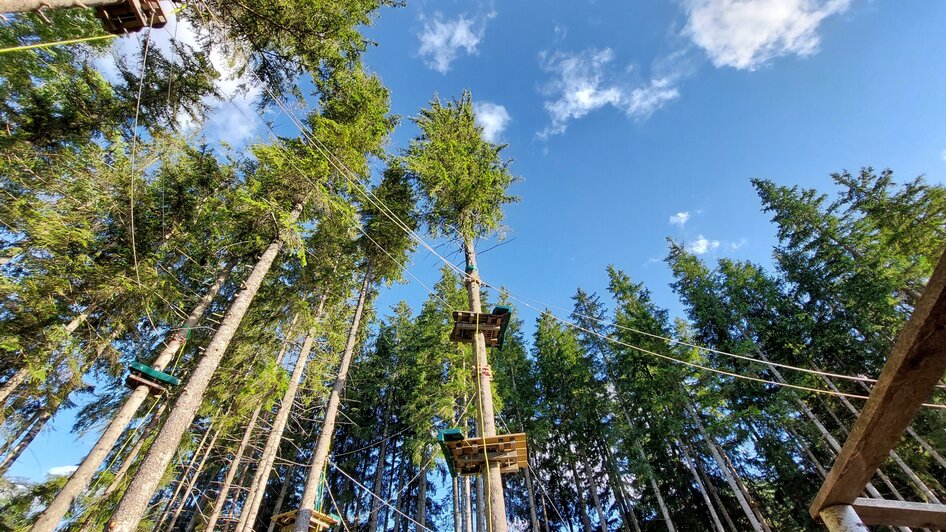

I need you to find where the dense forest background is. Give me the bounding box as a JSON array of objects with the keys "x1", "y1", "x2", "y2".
[{"x1": 1, "y1": 2, "x2": 945, "y2": 531}]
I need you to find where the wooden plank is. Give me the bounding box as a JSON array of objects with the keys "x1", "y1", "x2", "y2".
[
  {"x1": 851, "y1": 498, "x2": 946, "y2": 529},
  {"x1": 811, "y1": 248, "x2": 946, "y2": 519},
  {"x1": 453, "y1": 323, "x2": 503, "y2": 331}
]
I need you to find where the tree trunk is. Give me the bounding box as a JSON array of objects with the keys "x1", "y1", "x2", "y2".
[
  {"x1": 206, "y1": 405, "x2": 262, "y2": 530},
  {"x1": 695, "y1": 456, "x2": 738, "y2": 532},
  {"x1": 463, "y1": 476, "x2": 474, "y2": 532},
  {"x1": 167, "y1": 427, "x2": 221, "y2": 530},
  {"x1": 34, "y1": 268, "x2": 228, "y2": 532},
  {"x1": 581, "y1": 459, "x2": 608, "y2": 532},
  {"x1": 523, "y1": 466, "x2": 541, "y2": 532},
  {"x1": 636, "y1": 444, "x2": 675, "y2": 532},
  {"x1": 599, "y1": 441, "x2": 640, "y2": 532},
  {"x1": 453, "y1": 476, "x2": 462, "y2": 532},
  {"x1": 0, "y1": 0, "x2": 122, "y2": 13},
  {"x1": 292, "y1": 266, "x2": 373, "y2": 532},
  {"x1": 475, "y1": 476, "x2": 486, "y2": 532},
  {"x1": 109, "y1": 203, "x2": 301, "y2": 532},
  {"x1": 569, "y1": 459, "x2": 593, "y2": 532},
  {"x1": 266, "y1": 466, "x2": 295, "y2": 532},
  {"x1": 687, "y1": 403, "x2": 764, "y2": 532},
  {"x1": 463, "y1": 239, "x2": 508, "y2": 532},
  {"x1": 0, "y1": 302, "x2": 97, "y2": 407},
  {"x1": 102, "y1": 402, "x2": 168, "y2": 498},
  {"x1": 239, "y1": 325, "x2": 321, "y2": 530},
  {"x1": 0, "y1": 408, "x2": 50, "y2": 475},
  {"x1": 679, "y1": 439, "x2": 726, "y2": 532},
  {"x1": 368, "y1": 402, "x2": 390, "y2": 532},
  {"x1": 416, "y1": 461, "x2": 429, "y2": 528},
  {"x1": 156, "y1": 420, "x2": 217, "y2": 529}
]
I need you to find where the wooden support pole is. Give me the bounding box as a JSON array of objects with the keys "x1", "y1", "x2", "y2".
[{"x1": 810, "y1": 248, "x2": 946, "y2": 519}]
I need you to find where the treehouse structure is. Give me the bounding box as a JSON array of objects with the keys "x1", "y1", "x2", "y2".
[
  {"x1": 438, "y1": 428, "x2": 528, "y2": 477},
  {"x1": 270, "y1": 509, "x2": 339, "y2": 532},
  {"x1": 96, "y1": 0, "x2": 167, "y2": 34},
  {"x1": 125, "y1": 361, "x2": 180, "y2": 396},
  {"x1": 450, "y1": 305, "x2": 511, "y2": 348}
]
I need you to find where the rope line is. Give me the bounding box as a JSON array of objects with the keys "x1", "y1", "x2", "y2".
[
  {"x1": 328, "y1": 460, "x2": 436, "y2": 532},
  {"x1": 0, "y1": 34, "x2": 117, "y2": 54}
]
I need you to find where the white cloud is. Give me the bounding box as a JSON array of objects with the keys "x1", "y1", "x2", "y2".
[
  {"x1": 48, "y1": 465, "x2": 78, "y2": 477},
  {"x1": 669, "y1": 211, "x2": 691, "y2": 227},
  {"x1": 941, "y1": 149, "x2": 946, "y2": 162},
  {"x1": 418, "y1": 14, "x2": 490, "y2": 73},
  {"x1": 538, "y1": 48, "x2": 680, "y2": 137},
  {"x1": 684, "y1": 0, "x2": 851, "y2": 70},
  {"x1": 730, "y1": 237, "x2": 748, "y2": 250},
  {"x1": 687, "y1": 234, "x2": 721, "y2": 254},
  {"x1": 474, "y1": 102, "x2": 511, "y2": 143}
]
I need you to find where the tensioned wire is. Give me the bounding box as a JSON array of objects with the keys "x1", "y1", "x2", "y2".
[{"x1": 184, "y1": 0, "x2": 946, "y2": 408}]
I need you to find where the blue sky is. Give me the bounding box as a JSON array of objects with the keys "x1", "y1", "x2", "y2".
[{"x1": 11, "y1": 0, "x2": 946, "y2": 508}]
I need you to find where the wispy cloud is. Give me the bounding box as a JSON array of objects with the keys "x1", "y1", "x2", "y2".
[
  {"x1": 48, "y1": 465, "x2": 78, "y2": 477},
  {"x1": 687, "y1": 234, "x2": 720, "y2": 254},
  {"x1": 729, "y1": 237, "x2": 748, "y2": 250},
  {"x1": 538, "y1": 48, "x2": 680, "y2": 137},
  {"x1": 669, "y1": 211, "x2": 691, "y2": 227},
  {"x1": 684, "y1": 0, "x2": 852, "y2": 70},
  {"x1": 941, "y1": 149, "x2": 946, "y2": 162},
  {"x1": 418, "y1": 12, "x2": 494, "y2": 73},
  {"x1": 474, "y1": 102, "x2": 511, "y2": 143}
]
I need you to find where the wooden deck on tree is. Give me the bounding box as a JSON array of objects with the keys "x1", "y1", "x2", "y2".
[
  {"x1": 440, "y1": 432, "x2": 528, "y2": 477},
  {"x1": 450, "y1": 306, "x2": 511, "y2": 348},
  {"x1": 125, "y1": 361, "x2": 180, "y2": 396},
  {"x1": 96, "y1": 0, "x2": 167, "y2": 34},
  {"x1": 271, "y1": 509, "x2": 339, "y2": 531}
]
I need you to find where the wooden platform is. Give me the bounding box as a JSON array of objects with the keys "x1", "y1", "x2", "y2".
[
  {"x1": 450, "y1": 306, "x2": 511, "y2": 348},
  {"x1": 124, "y1": 373, "x2": 169, "y2": 396},
  {"x1": 441, "y1": 432, "x2": 528, "y2": 477},
  {"x1": 271, "y1": 509, "x2": 339, "y2": 531},
  {"x1": 96, "y1": 0, "x2": 167, "y2": 34}
]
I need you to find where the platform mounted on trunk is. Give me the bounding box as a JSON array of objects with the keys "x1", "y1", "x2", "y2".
[
  {"x1": 438, "y1": 429, "x2": 528, "y2": 477},
  {"x1": 96, "y1": 0, "x2": 167, "y2": 34},
  {"x1": 271, "y1": 509, "x2": 340, "y2": 531},
  {"x1": 450, "y1": 305, "x2": 512, "y2": 348},
  {"x1": 125, "y1": 361, "x2": 180, "y2": 396}
]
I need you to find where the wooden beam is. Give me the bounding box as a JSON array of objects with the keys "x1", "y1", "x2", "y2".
[
  {"x1": 811, "y1": 248, "x2": 946, "y2": 519},
  {"x1": 851, "y1": 498, "x2": 946, "y2": 529}
]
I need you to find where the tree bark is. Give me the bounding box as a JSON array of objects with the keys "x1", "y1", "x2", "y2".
[
  {"x1": 0, "y1": 408, "x2": 50, "y2": 475},
  {"x1": 416, "y1": 460, "x2": 429, "y2": 528},
  {"x1": 292, "y1": 265, "x2": 372, "y2": 532},
  {"x1": 157, "y1": 420, "x2": 217, "y2": 529},
  {"x1": 368, "y1": 401, "x2": 391, "y2": 532},
  {"x1": 166, "y1": 427, "x2": 221, "y2": 530},
  {"x1": 0, "y1": 0, "x2": 122, "y2": 13},
  {"x1": 475, "y1": 476, "x2": 486, "y2": 532},
  {"x1": 206, "y1": 405, "x2": 262, "y2": 530},
  {"x1": 523, "y1": 465, "x2": 541, "y2": 532},
  {"x1": 463, "y1": 476, "x2": 474, "y2": 532},
  {"x1": 695, "y1": 456, "x2": 738, "y2": 532},
  {"x1": 463, "y1": 238, "x2": 508, "y2": 532},
  {"x1": 581, "y1": 459, "x2": 608, "y2": 532},
  {"x1": 0, "y1": 302, "x2": 97, "y2": 407},
  {"x1": 239, "y1": 325, "x2": 320, "y2": 530},
  {"x1": 687, "y1": 403, "x2": 764, "y2": 532},
  {"x1": 266, "y1": 466, "x2": 295, "y2": 532},
  {"x1": 679, "y1": 439, "x2": 726, "y2": 532},
  {"x1": 636, "y1": 444, "x2": 675, "y2": 532},
  {"x1": 34, "y1": 268, "x2": 228, "y2": 532},
  {"x1": 108, "y1": 203, "x2": 301, "y2": 532}
]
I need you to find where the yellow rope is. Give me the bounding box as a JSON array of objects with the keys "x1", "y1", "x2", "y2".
[
  {"x1": 475, "y1": 312, "x2": 494, "y2": 532},
  {"x1": 0, "y1": 34, "x2": 117, "y2": 54}
]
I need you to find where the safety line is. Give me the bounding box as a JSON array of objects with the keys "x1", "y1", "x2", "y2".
[{"x1": 0, "y1": 34, "x2": 117, "y2": 54}]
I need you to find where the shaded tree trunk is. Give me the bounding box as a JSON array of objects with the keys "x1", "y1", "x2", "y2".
[
  {"x1": 34, "y1": 268, "x2": 228, "y2": 532},
  {"x1": 166, "y1": 427, "x2": 221, "y2": 530},
  {"x1": 0, "y1": 408, "x2": 50, "y2": 475},
  {"x1": 108, "y1": 203, "x2": 302, "y2": 532},
  {"x1": 695, "y1": 455, "x2": 738, "y2": 532},
  {"x1": 266, "y1": 466, "x2": 295, "y2": 532},
  {"x1": 206, "y1": 404, "x2": 262, "y2": 530},
  {"x1": 293, "y1": 265, "x2": 372, "y2": 532},
  {"x1": 680, "y1": 439, "x2": 726, "y2": 532},
  {"x1": 240, "y1": 318, "x2": 323, "y2": 530}
]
